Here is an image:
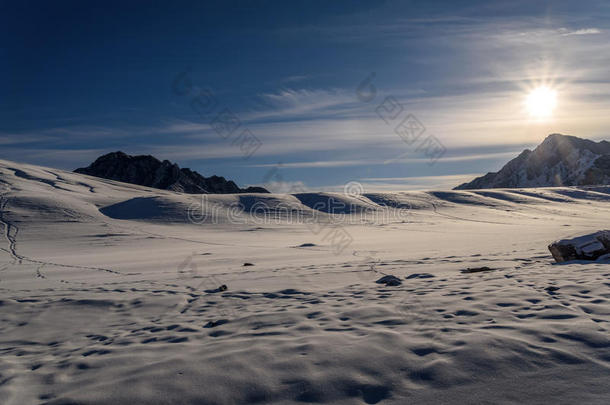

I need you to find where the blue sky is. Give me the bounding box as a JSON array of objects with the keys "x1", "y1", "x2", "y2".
[{"x1": 2, "y1": 0, "x2": 610, "y2": 191}]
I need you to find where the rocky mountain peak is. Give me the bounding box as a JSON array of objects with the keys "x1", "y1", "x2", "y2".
[
  {"x1": 74, "y1": 151, "x2": 269, "y2": 194},
  {"x1": 455, "y1": 134, "x2": 610, "y2": 189}
]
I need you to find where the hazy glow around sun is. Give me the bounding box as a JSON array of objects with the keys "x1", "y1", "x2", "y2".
[{"x1": 525, "y1": 86, "x2": 557, "y2": 119}]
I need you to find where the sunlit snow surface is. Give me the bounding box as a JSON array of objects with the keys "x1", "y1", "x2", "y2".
[{"x1": 1, "y1": 159, "x2": 609, "y2": 404}]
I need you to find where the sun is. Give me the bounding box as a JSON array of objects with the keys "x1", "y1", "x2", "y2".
[{"x1": 525, "y1": 86, "x2": 557, "y2": 119}]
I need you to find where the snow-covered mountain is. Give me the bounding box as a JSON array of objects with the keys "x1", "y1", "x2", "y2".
[
  {"x1": 75, "y1": 151, "x2": 269, "y2": 194},
  {"x1": 455, "y1": 134, "x2": 610, "y2": 190}
]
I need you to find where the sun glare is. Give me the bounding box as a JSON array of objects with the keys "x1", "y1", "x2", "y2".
[{"x1": 525, "y1": 86, "x2": 557, "y2": 119}]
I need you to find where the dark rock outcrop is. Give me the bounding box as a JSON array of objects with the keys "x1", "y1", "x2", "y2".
[
  {"x1": 375, "y1": 275, "x2": 402, "y2": 286},
  {"x1": 548, "y1": 230, "x2": 610, "y2": 263},
  {"x1": 455, "y1": 134, "x2": 610, "y2": 189},
  {"x1": 75, "y1": 151, "x2": 268, "y2": 194}
]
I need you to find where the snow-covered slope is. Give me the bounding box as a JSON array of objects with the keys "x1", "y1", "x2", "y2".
[
  {"x1": 455, "y1": 134, "x2": 610, "y2": 189},
  {"x1": 1, "y1": 158, "x2": 610, "y2": 404}
]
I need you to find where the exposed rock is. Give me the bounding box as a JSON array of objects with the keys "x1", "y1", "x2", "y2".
[
  {"x1": 205, "y1": 285, "x2": 228, "y2": 293},
  {"x1": 406, "y1": 273, "x2": 435, "y2": 279},
  {"x1": 297, "y1": 243, "x2": 317, "y2": 247},
  {"x1": 204, "y1": 319, "x2": 229, "y2": 328},
  {"x1": 375, "y1": 275, "x2": 402, "y2": 286},
  {"x1": 461, "y1": 266, "x2": 495, "y2": 274},
  {"x1": 548, "y1": 230, "x2": 610, "y2": 263},
  {"x1": 75, "y1": 151, "x2": 269, "y2": 194},
  {"x1": 455, "y1": 134, "x2": 610, "y2": 189},
  {"x1": 242, "y1": 186, "x2": 270, "y2": 193}
]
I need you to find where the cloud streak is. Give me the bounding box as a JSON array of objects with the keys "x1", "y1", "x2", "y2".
[{"x1": 559, "y1": 28, "x2": 602, "y2": 36}]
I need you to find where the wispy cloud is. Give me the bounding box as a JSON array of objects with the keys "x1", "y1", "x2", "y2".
[
  {"x1": 0, "y1": 134, "x2": 50, "y2": 145},
  {"x1": 0, "y1": 148, "x2": 108, "y2": 170},
  {"x1": 262, "y1": 180, "x2": 309, "y2": 193},
  {"x1": 249, "y1": 160, "x2": 367, "y2": 169},
  {"x1": 247, "y1": 151, "x2": 522, "y2": 169},
  {"x1": 559, "y1": 27, "x2": 602, "y2": 36},
  {"x1": 280, "y1": 74, "x2": 312, "y2": 83},
  {"x1": 360, "y1": 174, "x2": 482, "y2": 182},
  {"x1": 319, "y1": 173, "x2": 483, "y2": 192},
  {"x1": 357, "y1": 173, "x2": 482, "y2": 191},
  {"x1": 251, "y1": 88, "x2": 360, "y2": 122}
]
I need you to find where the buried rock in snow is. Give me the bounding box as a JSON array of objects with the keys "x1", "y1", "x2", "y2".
[
  {"x1": 461, "y1": 266, "x2": 495, "y2": 274},
  {"x1": 375, "y1": 275, "x2": 402, "y2": 286},
  {"x1": 205, "y1": 285, "x2": 228, "y2": 293},
  {"x1": 548, "y1": 230, "x2": 610, "y2": 263}
]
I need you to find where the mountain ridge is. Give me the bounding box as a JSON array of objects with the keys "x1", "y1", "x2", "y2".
[
  {"x1": 455, "y1": 134, "x2": 610, "y2": 190},
  {"x1": 74, "y1": 151, "x2": 269, "y2": 194}
]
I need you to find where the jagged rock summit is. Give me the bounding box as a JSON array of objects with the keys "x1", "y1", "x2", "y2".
[
  {"x1": 455, "y1": 134, "x2": 610, "y2": 190},
  {"x1": 75, "y1": 151, "x2": 269, "y2": 194}
]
